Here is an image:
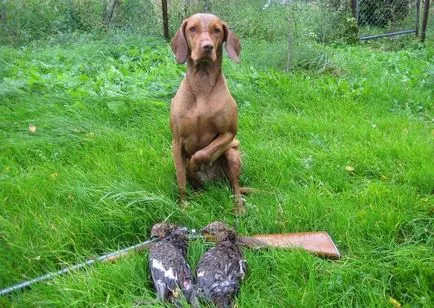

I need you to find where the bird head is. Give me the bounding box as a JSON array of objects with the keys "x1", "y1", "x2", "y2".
[
  {"x1": 150, "y1": 222, "x2": 188, "y2": 240},
  {"x1": 201, "y1": 221, "x2": 237, "y2": 243}
]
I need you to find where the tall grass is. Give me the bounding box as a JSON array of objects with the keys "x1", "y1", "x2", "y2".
[{"x1": 0, "y1": 28, "x2": 433, "y2": 306}]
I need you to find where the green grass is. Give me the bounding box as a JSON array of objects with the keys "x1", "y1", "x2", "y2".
[{"x1": 0, "y1": 32, "x2": 433, "y2": 307}]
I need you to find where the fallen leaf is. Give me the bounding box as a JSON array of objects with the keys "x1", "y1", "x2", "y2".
[
  {"x1": 389, "y1": 297, "x2": 401, "y2": 308},
  {"x1": 345, "y1": 165, "x2": 355, "y2": 172},
  {"x1": 50, "y1": 172, "x2": 59, "y2": 179},
  {"x1": 28, "y1": 123, "x2": 37, "y2": 133}
]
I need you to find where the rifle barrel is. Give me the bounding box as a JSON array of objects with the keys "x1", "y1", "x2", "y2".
[{"x1": 0, "y1": 238, "x2": 157, "y2": 297}]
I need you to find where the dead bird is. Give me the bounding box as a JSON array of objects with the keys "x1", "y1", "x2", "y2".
[
  {"x1": 148, "y1": 222, "x2": 194, "y2": 304},
  {"x1": 192, "y1": 221, "x2": 247, "y2": 308}
]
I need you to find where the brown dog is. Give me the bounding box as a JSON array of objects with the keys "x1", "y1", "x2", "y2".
[{"x1": 170, "y1": 13, "x2": 245, "y2": 214}]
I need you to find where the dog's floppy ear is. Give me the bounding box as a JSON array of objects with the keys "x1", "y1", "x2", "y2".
[
  {"x1": 223, "y1": 23, "x2": 241, "y2": 63},
  {"x1": 171, "y1": 20, "x2": 189, "y2": 64}
]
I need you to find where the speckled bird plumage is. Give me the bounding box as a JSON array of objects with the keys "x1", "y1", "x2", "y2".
[
  {"x1": 148, "y1": 223, "x2": 193, "y2": 303},
  {"x1": 193, "y1": 221, "x2": 247, "y2": 308}
]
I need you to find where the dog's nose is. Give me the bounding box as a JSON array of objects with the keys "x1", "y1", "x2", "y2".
[{"x1": 201, "y1": 42, "x2": 214, "y2": 52}]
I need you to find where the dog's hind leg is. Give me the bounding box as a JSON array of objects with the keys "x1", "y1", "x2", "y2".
[{"x1": 224, "y1": 147, "x2": 245, "y2": 215}]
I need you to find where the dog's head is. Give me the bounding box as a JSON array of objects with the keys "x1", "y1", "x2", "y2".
[{"x1": 171, "y1": 13, "x2": 241, "y2": 65}]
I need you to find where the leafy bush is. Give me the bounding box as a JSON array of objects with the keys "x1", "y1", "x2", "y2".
[
  {"x1": 0, "y1": 0, "x2": 354, "y2": 71},
  {"x1": 0, "y1": 0, "x2": 162, "y2": 45},
  {"x1": 0, "y1": 0, "x2": 105, "y2": 45},
  {"x1": 111, "y1": 0, "x2": 159, "y2": 34}
]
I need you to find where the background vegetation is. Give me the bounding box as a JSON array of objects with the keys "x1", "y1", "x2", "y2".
[{"x1": 0, "y1": 0, "x2": 433, "y2": 307}]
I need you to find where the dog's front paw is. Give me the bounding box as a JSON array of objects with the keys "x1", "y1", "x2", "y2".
[
  {"x1": 189, "y1": 150, "x2": 208, "y2": 171},
  {"x1": 188, "y1": 158, "x2": 199, "y2": 171}
]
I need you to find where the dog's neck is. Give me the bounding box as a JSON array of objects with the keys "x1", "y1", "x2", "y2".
[{"x1": 186, "y1": 53, "x2": 223, "y2": 98}]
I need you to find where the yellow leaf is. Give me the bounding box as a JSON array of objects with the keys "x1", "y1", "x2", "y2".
[
  {"x1": 28, "y1": 123, "x2": 37, "y2": 133},
  {"x1": 389, "y1": 297, "x2": 401, "y2": 308},
  {"x1": 345, "y1": 165, "x2": 355, "y2": 172}
]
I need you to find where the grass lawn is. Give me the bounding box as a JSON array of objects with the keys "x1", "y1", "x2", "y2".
[{"x1": 0, "y1": 32, "x2": 433, "y2": 306}]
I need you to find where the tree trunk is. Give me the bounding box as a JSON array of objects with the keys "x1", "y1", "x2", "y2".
[
  {"x1": 161, "y1": 0, "x2": 170, "y2": 41},
  {"x1": 104, "y1": 0, "x2": 119, "y2": 28}
]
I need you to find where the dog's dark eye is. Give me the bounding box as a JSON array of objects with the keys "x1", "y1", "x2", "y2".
[
  {"x1": 214, "y1": 28, "x2": 221, "y2": 34},
  {"x1": 189, "y1": 27, "x2": 196, "y2": 33}
]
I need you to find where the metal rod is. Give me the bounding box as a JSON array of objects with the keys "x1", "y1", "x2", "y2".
[
  {"x1": 360, "y1": 29, "x2": 416, "y2": 40},
  {"x1": 0, "y1": 238, "x2": 157, "y2": 297},
  {"x1": 420, "y1": 0, "x2": 431, "y2": 42},
  {"x1": 416, "y1": 0, "x2": 421, "y2": 37}
]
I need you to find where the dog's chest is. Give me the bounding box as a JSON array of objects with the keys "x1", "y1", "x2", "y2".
[
  {"x1": 182, "y1": 97, "x2": 227, "y2": 129},
  {"x1": 178, "y1": 102, "x2": 227, "y2": 153}
]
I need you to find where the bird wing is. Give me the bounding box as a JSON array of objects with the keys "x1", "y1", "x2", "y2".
[
  {"x1": 196, "y1": 245, "x2": 243, "y2": 298},
  {"x1": 149, "y1": 243, "x2": 192, "y2": 300}
]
